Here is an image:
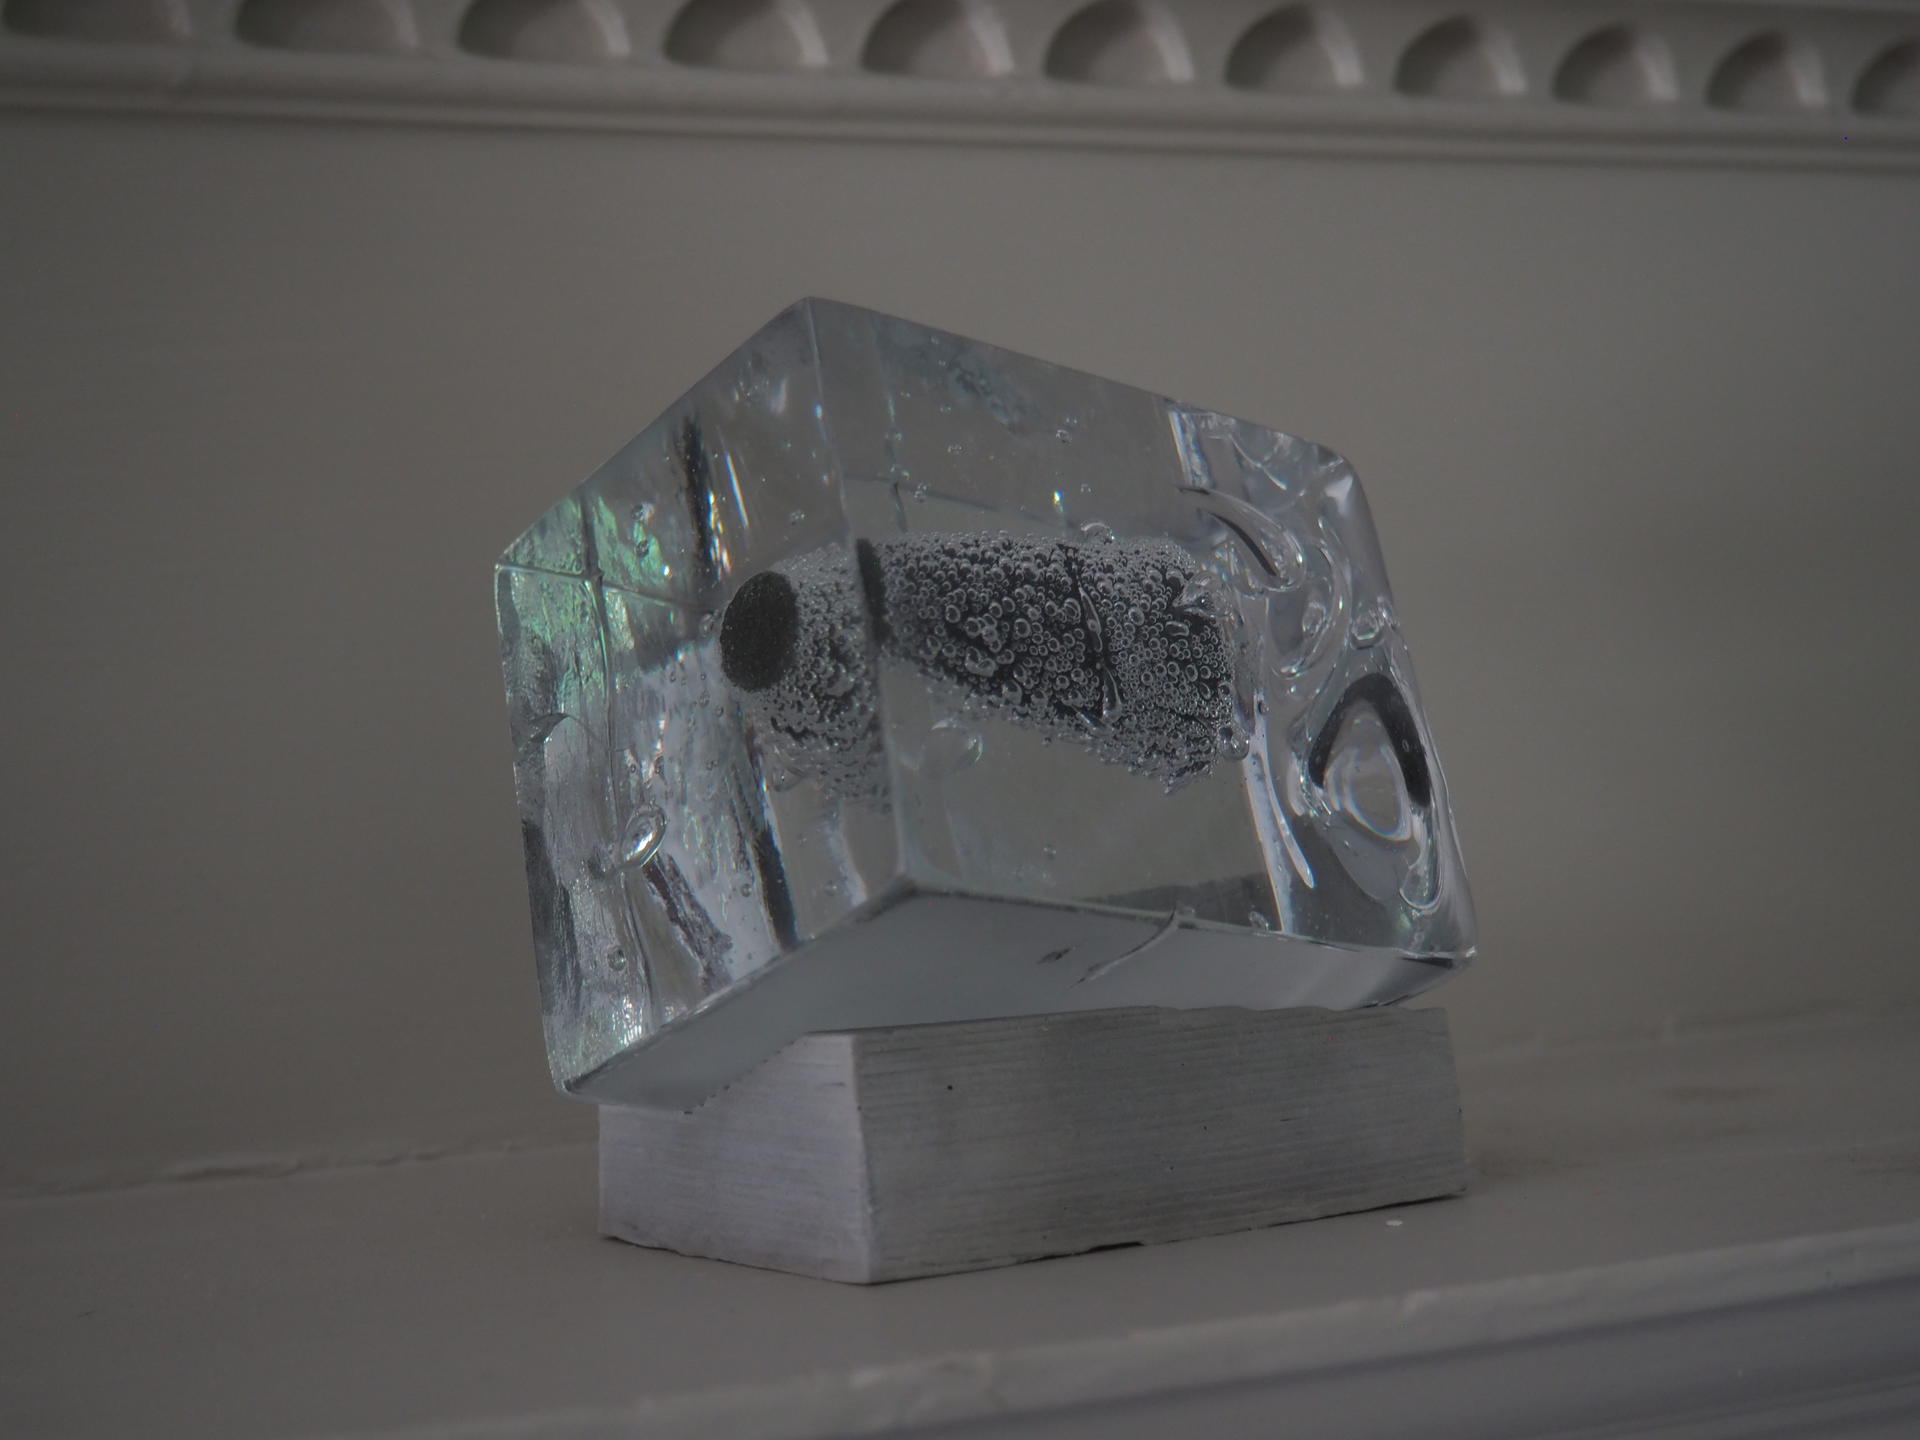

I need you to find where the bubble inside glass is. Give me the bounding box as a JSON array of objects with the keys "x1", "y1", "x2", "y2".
[{"x1": 496, "y1": 300, "x2": 1475, "y2": 1107}]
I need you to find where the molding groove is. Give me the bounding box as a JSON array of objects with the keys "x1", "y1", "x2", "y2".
[{"x1": 3, "y1": 0, "x2": 1920, "y2": 166}]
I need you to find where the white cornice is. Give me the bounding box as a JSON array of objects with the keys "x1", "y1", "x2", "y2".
[{"x1": 3, "y1": 0, "x2": 1918, "y2": 168}]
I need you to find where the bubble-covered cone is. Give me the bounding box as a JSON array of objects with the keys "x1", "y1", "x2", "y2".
[{"x1": 496, "y1": 300, "x2": 1475, "y2": 1107}]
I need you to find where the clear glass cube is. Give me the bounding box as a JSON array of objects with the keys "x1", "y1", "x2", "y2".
[{"x1": 496, "y1": 299, "x2": 1474, "y2": 1107}]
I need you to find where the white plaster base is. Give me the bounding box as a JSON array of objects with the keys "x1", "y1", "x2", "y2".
[{"x1": 598, "y1": 1004, "x2": 1467, "y2": 1283}]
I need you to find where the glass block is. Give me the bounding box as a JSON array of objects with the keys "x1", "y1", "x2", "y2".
[{"x1": 496, "y1": 300, "x2": 1475, "y2": 1107}]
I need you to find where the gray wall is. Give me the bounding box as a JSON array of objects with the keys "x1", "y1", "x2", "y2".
[{"x1": 4, "y1": 112, "x2": 1917, "y2": 1191}]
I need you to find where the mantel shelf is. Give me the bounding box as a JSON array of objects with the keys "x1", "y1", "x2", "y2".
[{"x1": 5, "y1": 1010, "x2": 1919, "y2": 1438}]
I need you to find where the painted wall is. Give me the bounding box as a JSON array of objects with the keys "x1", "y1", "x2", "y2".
[{"x1": 4, "y1": 112, "x2": 1916, "y2": 1189}]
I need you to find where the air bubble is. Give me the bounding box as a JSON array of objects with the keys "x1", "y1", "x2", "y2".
[
  {"x1": 1175, "y1": 572, "x2": 1225, "y2": 617},
  {"x1": 1247, "y1": 909, "x2": 1272, "y2": 932},
  {"x1": 1351, "y1": 598, "x2": 1394, "y2": 647},
  {"x1": 1185, "y1": 488, "x2": 1311, "y2": 597},
  {"x1": 788, "y1": 508, "x2": 807, "y2": 524},
  {"x1": 918, "y1": 720, "x2": 984, "y2": 777},
  {"x1": 594, "y1": 803, "x2": 665, "y2": 876},
  {"x1": 1079, "y1": 520, "x2": 1116, "y2": 544},
  {"x1": 1217, "y1": 723, "x2": 1251, "y2": 760}
]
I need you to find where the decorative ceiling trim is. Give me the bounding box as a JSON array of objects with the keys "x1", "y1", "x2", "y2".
[{"x1": 3, "y1": 0, "x2": 1919, "y2": 168}]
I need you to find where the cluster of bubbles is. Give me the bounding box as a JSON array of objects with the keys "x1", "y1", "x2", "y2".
[
  {"x1": 878, "y1": 528, "x2": 1241, "y2": 786},
  {"x1": 735, "y1": 547, "x2": 887, "y2": 802},
  {"x1": 881, "y1": 530, "x2": 1102, "y2": 717}
]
